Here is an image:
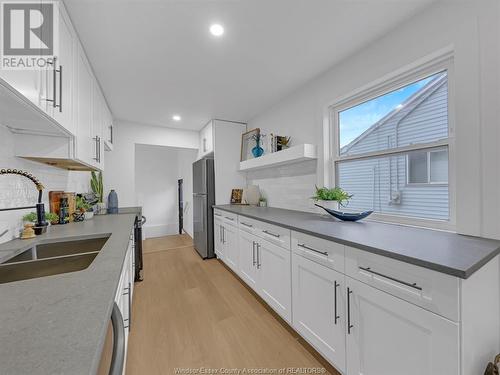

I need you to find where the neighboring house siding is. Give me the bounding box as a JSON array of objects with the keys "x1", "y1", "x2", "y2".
[{"x1": 338, "y1": 75, "x2": 449, "y2": 220}]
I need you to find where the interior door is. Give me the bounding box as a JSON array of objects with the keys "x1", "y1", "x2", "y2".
[
  {"x1": 292, "y1": 253, "x2": 346, "y2": 372},
  {"x1": 257, "y1": 238, "x2": 292, "y2": 323},
  {"x1": 238, "y1": 230, "x2": 258, "y2": 290},
  {"x1": 346, "y1": 276, "x2": 459, "y2": 375},
  {"x1": 178, "y1": 179, "x2": 184, "y2": 234}
]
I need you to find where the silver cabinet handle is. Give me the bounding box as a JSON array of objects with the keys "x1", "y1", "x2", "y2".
[
  {"x1": 252, "y1": 241, "x2": 256, "y2": 266},
  {"x1": 262, "y1": 229, "x2": 280, "y2": 238},
  {"x1": 225, "y1": 216, "x2": 235, "y2": 221},
  {"x1": 359, "y1": 266, "x2": 422, "y2": 291},
  {"x1": 347, "y1": 288, "x2": 353, "y2": 334},
  {"x1": 57, "y1": 64, "x2": 62, "y2": 112},
  {"x1": 222, "y1": 226, "x2": 225, "y2": 244},
  {"x1": 241, "y1": 222, "x2": 253, "y2": 228},
  {"x1": 256, "y1": 243, "x2": 261, "y2": 269},
  {"x1": 110, "y1": 302, "x2": 125, "y2": 375},
  {"x1": 334, "y1": 281, "x2": 340, "y2": 325},
  {"x1": 214, "y1": 212, "x2": 222, "y2": 217},
  {"x1": 298, "y1": 243, "x2": 328, "y2": 256}
]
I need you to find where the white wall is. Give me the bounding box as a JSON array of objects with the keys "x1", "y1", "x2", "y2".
[
  {"x1": 135, "y1": 144, "x2": 197, "y2": 239},
  {"x1": 247, "y1": 0, "x2": 500, "y2": 239},
  {"x1": 0, "y1": 125, "x2": 90, "y2": 243},
  {"x1": 104, "y1": 120, "x2": 199, "y2": 207}
]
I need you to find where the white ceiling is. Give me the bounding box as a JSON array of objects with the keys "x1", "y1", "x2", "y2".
[{"x1": 64, "y1": 0, "x2": 435, "y2": 131}]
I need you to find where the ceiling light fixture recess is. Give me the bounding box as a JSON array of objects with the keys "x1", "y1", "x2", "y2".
[
  {"x1": 209, "y1": 24, "x2": 224, "y2": 37},
  {"x1": 172, "y1": 115, "x2": 181, "y2": 121}
]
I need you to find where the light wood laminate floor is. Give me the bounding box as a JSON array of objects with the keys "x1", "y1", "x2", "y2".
[{"x1": 126, "y1": 235, "x2": 339, "y2": 375}]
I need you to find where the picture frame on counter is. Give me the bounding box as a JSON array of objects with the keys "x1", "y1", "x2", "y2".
[{"x1": 240, "y1": 128, "x2": 260, "y2": 161}]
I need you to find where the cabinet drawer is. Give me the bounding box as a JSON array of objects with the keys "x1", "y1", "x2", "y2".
[
  {"x1": 221, "y1": 211, "x2": 238, "y2": 227},
  {"x1": 292, "y1": 231, "x2": 345, "y2": 273},
  {"x1": 345, "y1": 246, "x2": 459, "y2": 321},
  {"x1": 257, "y1": 221, "x2": 291, "y2": 250},
  {"x1": 213, "y1": 209, "x2": 224, "y2": 219},
  {"x1": 238, "y1": 216, "x2": 291, "y2": 250},
  {"x1": 238, "y1": 216, "x2": 260, "y2": 235}
]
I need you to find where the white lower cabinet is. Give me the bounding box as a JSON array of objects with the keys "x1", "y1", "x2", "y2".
[
  {"x1": 238, "y1": 230, "x2": 258, "y2": 289},
  {"x1": 214, "y1": 216, "x2": 224, "y2": 260},
  {"x1": 257, "y1": 237, "x2": 292, "y2": 323},
  {"x1": 114, "y1": 233, "x2": 134, "y2": 375},
  {"x1": 214, "y1": 211, "x2": 496, "y2": 375},
  {"x1": 222, "y1": 223, "x2": 239, "y2": 272},
  {"x1": 345, "y1": 276, "x2": 459, "y2": 375},
  {"x1": 292, "y1": 253, "x2": 346, "y2": 373}
]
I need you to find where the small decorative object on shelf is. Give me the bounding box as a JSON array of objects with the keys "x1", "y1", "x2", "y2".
[
  {"x1": 311, "y1": 185, "x2": 352, "y2": 214},
  {"x1": 243, "y1": 185, "x2": 261, "y2": 205},
  {"x1": 230, "y1": 189, "x2": 243, "y2": 204},
  {"x1": 483, "y1": 353, "x2": 500, "y2": 375},
  {"x1": 315, "y1": 204, "x2": 373, "y2": 222},
  {"x1": 240, "y1": 128, "x2": 261, "y2": 161},
  {"x1": 251, "y1": 133, "x2": 264, "y2": 158}
]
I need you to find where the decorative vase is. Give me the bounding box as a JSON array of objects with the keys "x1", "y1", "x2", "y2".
[
  {"x1": 251, "y1": 140, "x2": 264, "y2": 158},
  {"x1": 107, "y1": 189, "x2": 119, "y2": 214},
  {"x1": 315, "y1": 200, "x2": 340, "y2": 215}
]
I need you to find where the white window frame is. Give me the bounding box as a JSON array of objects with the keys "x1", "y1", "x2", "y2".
[
  {"x1": 326, "y1": 50, "x2": 456, "y2": 230},
  {"x1": 406, "y1": 148, "x2": 449, "y2": 186}
]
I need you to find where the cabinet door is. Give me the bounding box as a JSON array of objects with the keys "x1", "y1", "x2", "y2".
[
  {"x1": 52, "y1": 6, "x2": 75, "y2": 134},
  {"x1": 223, "y1": 224, "x2": 238, "y2": 272},
  {"x1": 292, "y1": 253, "x2": 346, "y2": 372},
  {"x1": 214, "y1": 217, "x2": 224, "y2": 260},
  {"x1": 257, "y1": 238, "x2": 292, "y2": 323},
  {"x1": 92, "y1": 82, "x2": 104, "y2": 169},
  {"x1": 346, "y1": 277, "x2": 459, "y2": 375},
  {"x1": 238, "y1": 230, "x2": 258, "y2": 290},
  {"x1": 75, "y1": 44, "x2": 94, "y2": 166}
]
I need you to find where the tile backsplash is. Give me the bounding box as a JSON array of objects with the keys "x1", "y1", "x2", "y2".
[
  {"x1": 246, "y1": 159, "x2": 318, "y2": 213},
  {"x1": 0, "y1": 125, "x2": 90, "y2": 243}
]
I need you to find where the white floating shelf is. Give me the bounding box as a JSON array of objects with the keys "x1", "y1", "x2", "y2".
[{"x1": 239, "y1": 144, "x2": 317, "y2": 172}]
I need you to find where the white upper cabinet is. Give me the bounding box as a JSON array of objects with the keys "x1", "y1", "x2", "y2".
[
  {"x1": 51, "y1": 4, "x2": 75, "y2": 134},
  {"x1": 75, "y1": 42, "x2": 94, "y2": 166},
  {"x1": 198, "y1": 120, "x2": 214, "y2": 158},
  {"x1": 345, "y1": 276, "x2": 459, "y2": 375},
  {"x1": 91, "y1": 80, "x2": 105, "y2": 169}
]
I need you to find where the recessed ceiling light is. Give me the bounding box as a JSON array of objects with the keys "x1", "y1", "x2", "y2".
[
  {"x1": 172, "y1": 115, "x2": 181, "y2": 121},
  {"x1": 209, "y1": 24, "x2": 224, "y2": 37}
]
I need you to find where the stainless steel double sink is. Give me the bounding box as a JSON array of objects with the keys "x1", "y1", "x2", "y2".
[{"x1": 0, "y1": 236, "x2": 110, "y2": 284}]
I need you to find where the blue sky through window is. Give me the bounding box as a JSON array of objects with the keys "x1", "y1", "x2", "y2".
[{"x1": 339, "y1": 72, "x2": 443, "y2": 149}]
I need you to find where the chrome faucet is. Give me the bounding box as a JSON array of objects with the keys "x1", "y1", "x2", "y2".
[
  {"x1": 0, "y1": 229, "x2": 7, "y2": 237},
  {"x1": 0, "y1": 169, "x2": 47, "y2": 228}
]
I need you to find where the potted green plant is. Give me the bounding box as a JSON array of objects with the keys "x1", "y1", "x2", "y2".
[
  {"x1": 91, "y1": 171, "x2": 105, "y2": 214},
  {"x1": 76, "y1": 196, "x2": 93, "y2": 220},
  {"x1": 45, "y1": 212, "x2": 59, "y2": 225},
  {"x1": 312, "y1": 186, "x2": 352, "y2": 214},
  {"x1": 259, "y1": 196, "x2": 267, "y2": 207}
]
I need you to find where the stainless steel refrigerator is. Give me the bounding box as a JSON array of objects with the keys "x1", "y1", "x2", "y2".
[{"x1": 192, "y1": 158, "x2": 215, "y2": 259}]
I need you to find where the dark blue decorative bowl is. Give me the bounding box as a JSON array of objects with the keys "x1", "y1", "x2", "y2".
[{"x1": 315, "y1": 204, "x2": 373, "y2": 222}]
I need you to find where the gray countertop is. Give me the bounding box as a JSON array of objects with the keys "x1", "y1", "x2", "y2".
[
  {"x1": 0, "y1": 211, "x2": 137, "y2": 375},
  {"x1": 214, "y1": 205, "x2": 500, "y2": 279}
]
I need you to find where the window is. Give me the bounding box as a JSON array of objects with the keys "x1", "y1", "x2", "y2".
[
  {"x1": 407, "y1": 149, "x2": 448, "y2": 185},
  {"x1": 331, "y1": 66, "x2": 452, "y2": 223}
]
